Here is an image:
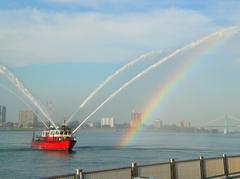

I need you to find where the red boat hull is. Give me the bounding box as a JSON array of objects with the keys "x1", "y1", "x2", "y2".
[{"x1": 32, "y1": 138, "x2": 76, "y2": 151}]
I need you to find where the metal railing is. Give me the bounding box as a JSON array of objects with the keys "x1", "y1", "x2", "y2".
[{"x1": 42, "y1": 154, "x2": 240, "y2": 179}]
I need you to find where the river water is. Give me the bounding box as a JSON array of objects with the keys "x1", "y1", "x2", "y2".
[{"x1": 0, "y1": 130, "x2": 240, "y2": 178}]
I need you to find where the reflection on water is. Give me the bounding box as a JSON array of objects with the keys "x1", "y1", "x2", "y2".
[{"x1": 41, "y1": 150, "x2": 76, "y2": 159}]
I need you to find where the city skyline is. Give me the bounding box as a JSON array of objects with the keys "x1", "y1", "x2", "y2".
[
  {"x1": 2, "y1": 106, "x2": 240, "y2": 132},
  {"x1": 0, "y1": 1, "x2": 240, "y2": 127}
]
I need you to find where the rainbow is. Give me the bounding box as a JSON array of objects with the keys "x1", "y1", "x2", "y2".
[{"x1": 118, "y1": 33, "x2": 230, "y2": 147}]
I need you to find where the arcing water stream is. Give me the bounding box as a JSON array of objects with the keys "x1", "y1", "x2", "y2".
[
  {"x1": 0, "y1": 65, "x2": 57, "y2": 128},
  {"x1": 0, "y1": 83, "x2": 48, "y2": 128},
  {"x1": 72, "y1": 27, "x2": 239, "y2": 134},
  {"x1": 66, "y1": 51, "x2": 161, "y2": 124},
  {"x1": 0, "y1": 27, "x2": 238, "y2": 133}
]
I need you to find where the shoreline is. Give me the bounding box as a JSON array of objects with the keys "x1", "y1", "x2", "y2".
[{"x1": 1, "y1": 127, "x2": 240, "y2": 134}]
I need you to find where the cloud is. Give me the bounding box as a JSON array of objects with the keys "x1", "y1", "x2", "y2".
[
  {"x1": 0, "y1": 8, "x2": 220, "y2": 66},
  {"x1": 46, "y1": 0, "x2": 86, "y2": 3},
  {"x1": 43, "y1": 0, "x2": 122, "y2": 9}
]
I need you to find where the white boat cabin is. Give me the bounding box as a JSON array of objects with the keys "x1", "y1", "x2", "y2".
[{"x1": 42, "y1": 128, "x2": 72, "y2": 137}]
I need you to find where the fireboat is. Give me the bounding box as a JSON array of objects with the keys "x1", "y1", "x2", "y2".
[{"x1": 31, "y1": 124, "x2": 76, "y2": 151}]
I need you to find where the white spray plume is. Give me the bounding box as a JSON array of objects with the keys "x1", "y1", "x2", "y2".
[
  {"x1": 72, "y1": 27, "x2": 238, "y2": 134},
  {"x1": 66, "y1": 51, "x2": 161, "y2": 123},
  {"x1": 0, "y1": 65, "x2": 57, "y2": 128},
  {"x1": 0, "y1": 83, "x2": 49, "y2": 128}
]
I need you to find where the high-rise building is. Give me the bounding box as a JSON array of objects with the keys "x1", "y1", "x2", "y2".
[
  {"x1": 18, "y1": 110, "x2": 38, "y2": 128},
  {"x1": 179, "y1": 121, "x2": 191, "y2": 128},
  {"x1": 154, "y1": 119, "x2": 163, "y2": 129},
  {"x1": 0, "y1": 105, "x2": 6, "y2": 127},
  {"x1": 101, "y1": 117, "x2": 114, "y2": 128},
  {"x1": 130, "y1": 111, "x2": 143, "y2": 128}
]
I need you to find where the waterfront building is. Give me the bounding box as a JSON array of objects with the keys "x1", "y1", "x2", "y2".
[
  {"x1": 0, "y1": 105, "x2": 6, "y2": 127},
  {"x1": 101, "y1": 117, "x2": 114, "y2": 128},
  {"x1": 154, "y1": 119, "x2": 163, "y2": 129},
  {"x1": 4, "y1": 122, "x2": 14, "y2": 128},
  {"x1": 88, "y1": 122, "x2": 94, "y2": 128},
  {"x1": 130, "y1": 111, "x2": 143, "y2": 128},
  {"x1": 179, "y1": 121, "x2": 191, "y2": 128},
  {"x1": 18, "y1": 110, "x2": 38, "y2": 128}
]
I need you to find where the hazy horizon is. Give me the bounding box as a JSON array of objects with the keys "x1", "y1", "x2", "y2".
[{"x1": 1, "y1": 0, "x2": 240, "y2": 127}]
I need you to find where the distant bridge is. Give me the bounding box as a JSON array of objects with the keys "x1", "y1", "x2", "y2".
[{"x1": 198, "y1": 114, "x2": 240, "y2": 133}]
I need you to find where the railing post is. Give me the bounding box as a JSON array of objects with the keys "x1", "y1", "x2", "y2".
[
  {"x1": 223, "y1": 154, "x2": 229, "y2": 178},
  {"x1": 75, "y1": 169, "x2": 83, "y2": 179},
  {"x1": 131, "y1": 162, "x2": 138, "y2": 179},
  {"x1": 200, "y1": 156, "x2": 206, "y2": 179},
  {"x1": 170, "y1": 159, "x2": 176, "y2": 179}
]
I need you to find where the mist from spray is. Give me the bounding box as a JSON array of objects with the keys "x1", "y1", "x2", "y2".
[
  {"x1": 0, "y1": 83, "x2": 49, "y2": 128},
  {"x1": 0, "y1": 65, "x2": 57, "y2": 128},
  {"x1": 66, "y1": 51, "x2": 161, "y2": 124},
  {"x1": 72, "y1": 27, "x2": 238, "y2": 134}
]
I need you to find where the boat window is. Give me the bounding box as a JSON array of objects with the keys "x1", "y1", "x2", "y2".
[
  {"x1": 56, "y1": 131, "x2": 59, "y2": 135},
  {"x1": 64, "y1": 131, "x2": 67, "y2": 135},
  {"x1": 60, "y1": 131, "x2": 63, "y2": 135}
]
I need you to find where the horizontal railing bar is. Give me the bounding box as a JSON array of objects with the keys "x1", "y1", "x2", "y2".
[
  {"x1": 204, "y1": 156, "x2": 224, "y2": 161},
  {"x1": 227, "y1": 155, "x2": 240, "y2": 158},
  {"x1": 40, "y1": 173, "x2": 75, "y2": 179},
  {"x1": 228, "y1": 174, "x2": 240, "y2": 178},
  {"x1": 138, "y1": 161, "x2": 170, "y2": 167},
  {"x1": 206, "y1": 174, "x2": 226, "y2": 179},
  {"x1": 84, "y1": 166, "x2": 131, "y2": 174},
  {"x1": 228, "y1": 171, "x2": 240, "y2": 175},
  {"x1": 175, "y1": 158, "x2": 200, "y2": 163}
]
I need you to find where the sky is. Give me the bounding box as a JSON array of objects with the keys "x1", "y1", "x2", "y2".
[{"x1": 0, "y1": 0, "x2": 240, "y2": 127}]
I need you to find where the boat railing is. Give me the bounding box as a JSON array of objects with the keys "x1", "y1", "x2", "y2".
[{"x1": 41, "y1": 154, "x2": 240, "y2": 179}]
